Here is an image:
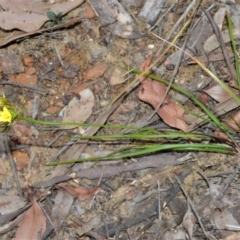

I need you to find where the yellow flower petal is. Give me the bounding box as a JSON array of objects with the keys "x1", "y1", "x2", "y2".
[{"x1": 0, "y1": 107, "x2": 12, "y2": 123}]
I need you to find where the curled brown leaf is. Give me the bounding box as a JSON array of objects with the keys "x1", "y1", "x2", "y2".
[{"x1": 138, "y1": 78, "x2": 188, "y2": 132}]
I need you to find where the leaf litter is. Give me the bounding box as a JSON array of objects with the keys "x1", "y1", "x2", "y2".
[
  {"x1": 0, "y1": 0, "x2": 84, "y2": 32},
  {"x1": 1, "y1": 0, "x2": 240, "y2": 239},
  {"x1": 13, "y1": 197, "x2": 46, "y2": 240}
]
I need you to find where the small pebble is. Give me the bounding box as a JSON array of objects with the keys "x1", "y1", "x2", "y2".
[
  {"x1": 166, "y1": 64, "x2": 175, "y2": 71},
  {"x1": 147, "y1": 44, "x2": 154, "y2": 49},
  {"x1": 100, "y1": 100, "x2": 109, "y2": 107}
]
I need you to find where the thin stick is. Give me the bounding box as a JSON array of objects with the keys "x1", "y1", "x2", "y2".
[
  {"x1": 154, "y1": 180, "x2": 162, "y2": 240},
  {"x1": 155, "y1": 0, "x2": 198, "y2": 56},
  {"x1": 145, "y1": 3, "x2": 175, "y2": 34},
  {"x1": 3, "y1": 133, "x2": 22, "y2": 197},
  {"x1": 38, "y1": 201, "x2": 60, "y2": 240},
  {"x1": 175, "y1": 175, "x2": 216, "y2": 240},
  {"x1": 203, "y1": 8, "x2": 237, "y2": 81},
  {"x1": 0, "y1": 81, "x2": 49, "y2": 95},
  {"x1": 148, "y1": 31, "x2": 189, "y2": 120},
  {"x1": 216, "y1": 167, "x2": 238, "y2": 201}
]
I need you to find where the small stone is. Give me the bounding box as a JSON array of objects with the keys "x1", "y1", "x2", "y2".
[
  {"x1": 50, "y1": 95, "x2": 64, "y2": 108},
  {"x1": 24, "y1": 67, "x2": 36, "y2": 75},
  {"x1": 46, "y1": 106, "x2": 61, "y2": 115},
  {"x1": 109, "y1": 67, "x2": 126, "y2": 85},
  {"x1": 72, "y1": 83, "x2": 87, "y2": 94},
  {"x1": 166, "y1": 64, "x2": 175, "y2": 71},
  {"x1": 22, "y1": 55, "x2": 35, "y2": 67},
  {"x1": 59, "y1": 78, "x2": 70, "y2": 92},
  {"x1": 12, "y1": 151, "x2": 29, "y2": 170},
  {"x1": 83, "y1": 62, "x2": 107, "y2": 80},
  {"x1": 16, "y1": 73, "x2": 37, "y2": 86},
  {"x1": 147, "y1": 44, "x2": 154, "y2": 49},
  {"x1": 100, "y1": 100, "x2": 109, "y2": 107},
  {"x1": 63, "y1": 64, "x2": 80, "y2": 79},
  {"x1": 0, "y1": 53, "x2": 24, "y2": 74},
  {"x1": 66, "y1": 42, "x2": 74, "y2": 49}
]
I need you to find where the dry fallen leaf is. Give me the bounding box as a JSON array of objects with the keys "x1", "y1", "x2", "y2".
[
  {"x1": 138, "y1": 78, "x2": 188, "y2": 132},
  {"x1": 0, "y1": 0, "x2": 84, "y2": 32},
  {"x1": 51, "y1": 189, "x2": 73, "y2": 232},
  {"x1": 222, "y1": 110, "x2": 240, "y2": 132},
  {"x1": 182, "y1": 203, "x2": 196, "y2": 240},
  {"x1": 213, "y1": 208, "x2": 240, "y2": 239},
  {"x1": 214, "y1": 110, "x2": 240, "y2": 140},
  {"x1": 204, "y1": 28, "x2": 240, "y2": 54},
  {"x1": 58, "y1": 182, "x2": 100, "y2": 201},
  {"x1": 13, "y1": 197, "x2": 46, "y2": 240},
  {"x1": 0, "y1": 196, "x2": 27, "y2": 215},
  {"x1": 137, "y1": 55, "x2": 188, "y2": 131},
  {"x1": 58, "y1": 183, "x2": 99, "y2": 201},
  {"x1": 203, "y1": 83, "x2": 238, "y2": 103},
  {"x1": 62, "y1": 88, "x2": 94, "y2": 129}
]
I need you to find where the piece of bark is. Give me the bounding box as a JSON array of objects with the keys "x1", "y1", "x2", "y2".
[
  {"x1": 138, "y1": 0, "x2": 166, "y2": 24},
  {"x1": 33, "y1": 153, "x2": 184, "y2": 188}
]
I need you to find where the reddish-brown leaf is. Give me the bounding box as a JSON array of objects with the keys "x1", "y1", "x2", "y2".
[
  {"x1": 58, "y1": 183, "x2": 99, "y2": 201},
  {"x1": 214, "y1": 110, "x2": 240, "y2": 140},
  {"x1": 13, "y1": 197, "x2": 46, "y2": 240},
  {"x1": 138, "y1": 78, "x2": 188, "y2": 132},
  {"x1": 222, "y1": 111, "x2": 240, "y2": 132}
]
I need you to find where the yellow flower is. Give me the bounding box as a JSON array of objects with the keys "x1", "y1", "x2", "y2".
[{"x1": 0, "y1": 107, "x2": 12, "y2": 123}]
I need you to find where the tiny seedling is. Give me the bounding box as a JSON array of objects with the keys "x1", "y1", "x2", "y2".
[{"x1": 47, "y1": 11, "x2": 64, "y2": 28}]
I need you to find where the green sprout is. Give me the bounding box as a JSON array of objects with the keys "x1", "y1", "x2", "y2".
[{"x1": 46, "y1": 11, "x2": 64, "y2": 28}]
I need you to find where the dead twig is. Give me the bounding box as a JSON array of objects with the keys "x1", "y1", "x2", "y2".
[
  {"x1": 155, "y1": 0, "x2": 199, "y2": 57},
  {"x1": 176, "y1": 175, "x2": 216, "y2": 240},
  {"x1": 0, "y1": 81, "x2": 49, "y2": 95},
  {"x1": 148, "y1": 30, "x2": 189, "y2": 120},
  {"x1": 203, "y1": 8, "x2": 237, "y2": 81},
  {"x1": 3, "y1": 133, "x2": 22, "y2": 197},
  {"x1": 216, "y1": 168, "x2": 238, "y2": 201},
  {"x1": 154, "y1": 180, "x2": 162, "y2": 240},
  {"x1": 38, "y1": 201, "x2": 60, "y2": 240}
]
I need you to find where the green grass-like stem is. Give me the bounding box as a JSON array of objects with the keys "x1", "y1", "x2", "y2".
[
  {"x1": 17, "y1": 116, "x2": 153, "y2": 131},
  {"x1": 73, "y1": 130, "x2": 211, "y2": 140},
  {"x1": 45, "y1": 143, "x2": 234, "y2": 166},
  {"x1": 226, "y1": 12, "x2": 240, "y2": 94}
]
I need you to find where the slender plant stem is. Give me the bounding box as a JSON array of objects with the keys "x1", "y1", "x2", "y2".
[{"x1": 17, "y1": 116, "x2": 151, "y2": 131}]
